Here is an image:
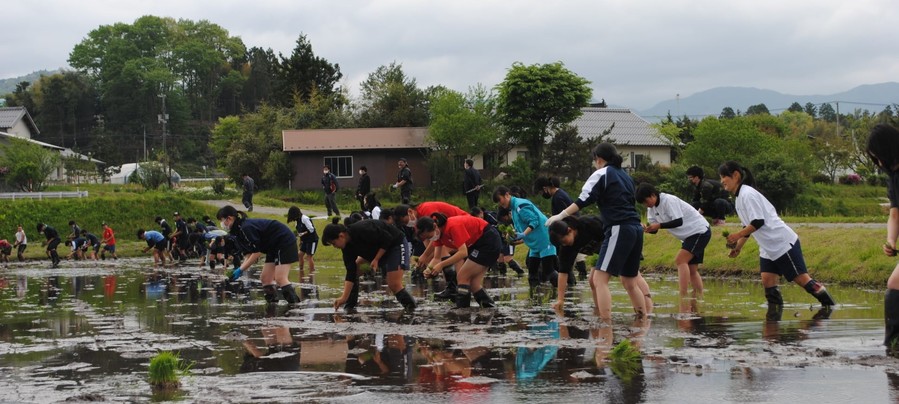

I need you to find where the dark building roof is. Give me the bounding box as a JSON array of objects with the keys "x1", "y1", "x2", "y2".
[
  {"x1": 0, "y1": 106, "x2": 39, "y2": 136},
  {"x1": 570, "y1": 108, "x2": 670, "y2": 146}
]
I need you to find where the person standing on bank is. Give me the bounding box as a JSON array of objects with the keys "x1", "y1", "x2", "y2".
[
  {"x1": 463, "y1": 159, "x2": 482, "y2": 210},
  {"x1": 356, "y1": 166, "x2": 371, "y2": 212},
  {"x1": 636, "y1": 183, "x2": 710, "y2": 304},
  {"x1": 321, "y1": 217, "x2": 416, "y2": 312},
  {"x1": 242, "y1": 174, "x2": 256, "y2": 212},
  {"x1": 322, "y1": 165, "x2": 341, "y2": 217},
  {"x1": 863, "y1": 124, "x2": 899, "y2": 348},
  {"x1": 545, "y1": 142, "x2": 652, "y2": 322},
  {"x1": 686, "y1": 166, "x2": 733, "y2": 226},
  {"x1": 393, "y1": 158, "x2": 413, "y2": 205},
  {"x1": 216, "y1": 205, "x2": 301, "y2": 304},
  {"x1": 718, "y1": 161, "x2": 836, "y2": 321}
]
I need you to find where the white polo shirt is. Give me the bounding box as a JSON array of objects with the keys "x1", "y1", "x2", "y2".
[
  {"x1": 647, "y1": 193, "x2": 709, "y2": 241},
  {"x1": 734, "y1": 184, "x2": 797, "y2": 260}
]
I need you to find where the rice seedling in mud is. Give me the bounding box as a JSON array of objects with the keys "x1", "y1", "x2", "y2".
[
  {"x1": 609, "y1": 339, "x2": 643, "y2": 382},
  {"x1": 148, "y1": 351, "x2": 191, "y2": 389}
]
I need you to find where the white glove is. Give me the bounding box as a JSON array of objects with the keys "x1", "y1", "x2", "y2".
[
  {"x1": 391, "y1": 184, "x2": 398, "y2": 189},
  {"x1": 545, "y1": 210, "x2": 570, "y2": 226}
]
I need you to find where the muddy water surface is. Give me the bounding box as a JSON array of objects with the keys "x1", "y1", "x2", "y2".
[{"x1": 0, "y1": 259, "x2": 897, "y2": 403}]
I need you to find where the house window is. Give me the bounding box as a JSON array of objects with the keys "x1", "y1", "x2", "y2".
[
  {"x1": 516, "y1": 150, "x2": 528, "y2": 160},
  {"x1": 630, "y1": 152, "x2": 648, "y2": 169},
  {"x1": 324, "y1": 156, "x2": 353, "y2": 178}
]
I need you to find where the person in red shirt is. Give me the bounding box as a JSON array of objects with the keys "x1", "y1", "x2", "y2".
[
  {"x1": 415, "y1": 213, "x2": 501, "y2": 309},
  {"x1": 398, "y1": 201, "x2": 469, "y2": 300},
  {"x1": 0, "y1": 239, "x2": 12, "y2": 265},
  {"x1": 101, "y1": 222, "x2": 118, "y2": 260}
]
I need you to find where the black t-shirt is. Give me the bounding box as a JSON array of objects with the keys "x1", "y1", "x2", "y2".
[
  {"x1": 230, "y1": 218, "x2": 297, "y2": 254},
  {"x1": 888, "y1": 170, "x2": 899, "y2": 208},
  {"x1": 557, "y1": 215, "x2": 605, "y2": 273},
  {"x1": 397, "y1": 167, "x2": 412, "y2": 191},
  {"x1": 341, "y1": 220, "x2": 405, "y2": 281}
]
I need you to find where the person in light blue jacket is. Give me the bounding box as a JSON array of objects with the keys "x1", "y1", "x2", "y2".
[{"x1": 493, "y1": 186, "x2": 559, "y2": 289}]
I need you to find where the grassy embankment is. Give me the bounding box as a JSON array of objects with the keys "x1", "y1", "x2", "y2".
[{"x1": 13, "y1": 183, "x2": 898, "y2": 287}]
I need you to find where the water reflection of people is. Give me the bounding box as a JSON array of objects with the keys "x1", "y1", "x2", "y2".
[
  {"x1": 16, "y1": 276, "x2": 26, "y2": 299},
  {"x1": 417, "y1": 342, "x2": 506, "y2": 389},
  {"x1": 516, "y1": 322, "x2": 560, "y2": 380},
  {"x1": 241, "y1": 326, "x2": 300, "y2": 372},
  {"x1": 345, "y1": 333, "x2": 413, "y2": 380}
]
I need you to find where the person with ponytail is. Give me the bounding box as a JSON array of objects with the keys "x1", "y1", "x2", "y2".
[
  {"x1": 865, "y1": 124, "x2": 899, "y2": 348},
  {"x1": 321, "y1": 216, "x2": 416, "y2": 313},
  {"x1": 493, "y1": 185, "x2": 560, "y2": 290},
  {"x1": 216, "y1": 205, "x2": 301, "y2": 305},
  {"x1": 363, "y1": 192, "x2": 382, "y2": 220},
  {"x1": 415, "y1": 212, "x2": 501, "y2": 309},
  {"x1": 545, "y1": 142, "x2": 651, "y2": 322},
  {"x1": 717, "y1": 161, "x2": 836, "y2": 321}
]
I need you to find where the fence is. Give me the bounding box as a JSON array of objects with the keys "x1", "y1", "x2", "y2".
[{"x1": 0, "y1": 191, "x2": 89, "y2": 200}]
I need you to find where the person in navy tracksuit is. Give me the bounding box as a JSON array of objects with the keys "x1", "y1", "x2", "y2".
[
  {"x1": 217, "y1": 205, "x2": 300, "y2": 304},
  {"x1": 546, "y1": 142, "x2": 652, "y2": 323}
]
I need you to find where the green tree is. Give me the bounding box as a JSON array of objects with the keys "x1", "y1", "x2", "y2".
[
  {"x1": 719, "y1": 106, "x2": 737, "y2": 119},
  {"x1": 275, "y1": 34, "x2": 343, "y2": 107},
  {"x1": 0, "y1": 138, "x2": 60, "y2": 191},
  {"x1": 427, "y1": 84, "x2": 499, "y2": 159},
  {"x1": 787, "y1": 102, "x2": 804, "y2": 113},
  {"x1": 745, "y1": 103, "x2": 770, "y2": 115},
  {"x1": 357, "y1": 62, "x2": 429, "y2": 127},
  {"x1": 545, "y1": 123, "x2": 608, "y2": 181},
  {"x1": 819, "y1": 103, "x2": 837, "y2": 122},
  {"x1": 804, "y1": 102, "x2": 818, "y2": 118},
  {"x1": 241, "y1": 47, "x2": 278, "y2": 111},
  {"x1": 808, "y1": 120, "x2": 849, "y2": 182},
  {"x1": 681, "y1": 116, "x2": 779, "y2": 170},
  {"x1": 496, "y1": 61, "x2": 592, "y2": 172}
]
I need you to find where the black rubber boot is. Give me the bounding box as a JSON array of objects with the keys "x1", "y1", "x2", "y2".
[
  {"x1": 765, "y1": 286, "x2": 783, "y2": 321},
  {"x1": 547, "y1": 271, "x2": 559, "y2": 288},
  {"x1": 803, "y1": 279, "x2": 836, "y2": 306},
  {"x1": 51, "y1": 251, "x2": 60, "y2": 268},
  {"x1": 886, "y1": 289, "x2": 899, "y2": 349},
  {"x1": 455, "y1": 285, "x2": 471, "y2": 309},
  {"x1": 473, "y1": 289, "x2": 496, "y2": 308},
  {"x1": 395, "y1": 288, "x2": 416, "y2": 312},
  {"x1": 435, "y1": 267, "x2": 458, "y2": 300},
  {"x1": 280, "y1": 284, "x2": 300, "y2": 304},
  {"x1": 576, "y1": 261, "x2": 588, "y2": 281},
  {"x1": 509, "y1": 260, "x2": 524, "y2": 277},
  {"x1": 496, "y1": 262, "x2": 507, "y2": 277},
  {"x1": 262, "y1": 284, "x2": 279, "y2": 303}
]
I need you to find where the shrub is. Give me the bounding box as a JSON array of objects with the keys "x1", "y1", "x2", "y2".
[
  {"x1": 811, "y1": 173, "x2": 832, "y2": 184},
  {"x1": 867, "y1": 174, "x2": 889, "y2": 187},
  {"x1": 752, "y1": 155, "x2": 806, "y2": 212},
  {"x1": 838, "y1": 174, "x2": 862, "y2": 185},
  {"x1": 211, "y1": 179, "x2": 227, "y2": 195}
]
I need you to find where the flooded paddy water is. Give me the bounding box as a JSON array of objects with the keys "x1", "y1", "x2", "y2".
[{"x1": 1, "y1": 259, "x2": 897, "y2": 403}]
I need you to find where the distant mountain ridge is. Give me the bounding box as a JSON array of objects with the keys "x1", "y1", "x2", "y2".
[
  {"x1": 638, "y1": 82, "x2": 899, "y2": 122},
  {"x1": 0, "y1": 69, "x2": 62, "y2": 95}
]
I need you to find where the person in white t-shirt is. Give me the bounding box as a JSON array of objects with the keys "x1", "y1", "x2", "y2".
[
  {"x1": 637, "y1": 183, "x2": 711, "y2": 305},
  {"x1": 718, "y1": 161, "x2": 836, "y2": 321},
  {"x1": 14, "y1": 224, "x2": 27, "y2": 262}
]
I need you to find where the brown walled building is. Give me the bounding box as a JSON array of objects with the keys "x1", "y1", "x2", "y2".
[{"x1": 282, "y1": 127, "x2": 431, "y2": 190}]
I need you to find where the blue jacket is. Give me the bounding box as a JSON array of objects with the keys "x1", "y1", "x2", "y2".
[{"x1": 510, "y1": 196, "x2": 556, "y2": 258}]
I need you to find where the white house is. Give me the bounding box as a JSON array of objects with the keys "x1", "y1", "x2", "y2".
[{"x1": 0, "y1": 106, "x2": 104, "y2": 183}]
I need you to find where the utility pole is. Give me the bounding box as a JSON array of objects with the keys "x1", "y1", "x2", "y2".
[{"x1": 158, "y1": 87, "x2": 171, "y2": 188}]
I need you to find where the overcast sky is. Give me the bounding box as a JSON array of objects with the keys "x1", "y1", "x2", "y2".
[{"x1": 3, "y1": 0, "x2": 897, "y2": 110}]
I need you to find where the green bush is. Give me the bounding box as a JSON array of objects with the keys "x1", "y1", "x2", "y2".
[
  {"x1": 752, "y1": 155, "x2": 806, "y2": 212},
  {"x1": 211, "y1": 179, "x2": 227, "y2": 195}
]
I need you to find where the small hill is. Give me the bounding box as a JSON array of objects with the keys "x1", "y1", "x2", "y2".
[{"x1": 0, "y1": 69, "x2": 61, "y2": 95}]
